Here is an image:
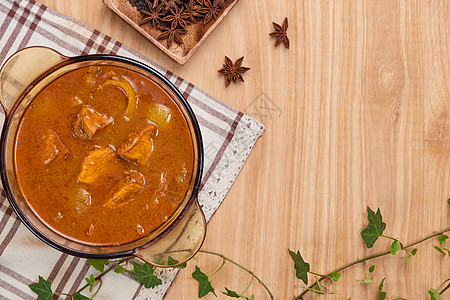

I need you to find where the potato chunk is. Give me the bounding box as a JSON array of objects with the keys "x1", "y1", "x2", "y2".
[
  {"x1": 77, "y1": 146, "x2": 116, "y2": 184},
  {"x1": 72, "y1": 105, "x2": 114, "y2": 139},
  {"x1": 43, "y1": 129, "x2": 69, "y2": 165},
  {"x1": 103, "y1": 170, "x2": 145, "y2": 209},
  {"x1": 117, "y1": 124, "x2": 156, "y2": 165},
  {"x1": 148, "y1": 103, "x2": 171, "y2": 128}
]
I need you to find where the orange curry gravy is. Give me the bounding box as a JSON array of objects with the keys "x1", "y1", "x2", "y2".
[{"x1": 14, "y1": 66, "x2": 194, "y2": 245}]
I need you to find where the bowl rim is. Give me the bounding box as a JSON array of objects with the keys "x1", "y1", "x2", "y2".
[{"x1": 0, "y1": 52, "x2": 204, "y2": 259}]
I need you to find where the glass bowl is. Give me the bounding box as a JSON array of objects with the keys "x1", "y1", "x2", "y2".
[{"x1": 0, "y1": 46, "x2": 205, "y2": 267}]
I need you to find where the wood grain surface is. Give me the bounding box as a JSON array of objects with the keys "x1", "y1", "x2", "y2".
[{"x1": 36, "y1": 0, "x2": 450, "y2": 299}]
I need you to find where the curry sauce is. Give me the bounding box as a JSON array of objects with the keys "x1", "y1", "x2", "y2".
[{"x1": 14, "y1": 66, "x2": 194, "y2": 245}]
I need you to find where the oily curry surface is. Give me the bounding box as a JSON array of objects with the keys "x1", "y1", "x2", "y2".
[{"x1": 14, "y1": 66, "x2": 194, "y2": 245}]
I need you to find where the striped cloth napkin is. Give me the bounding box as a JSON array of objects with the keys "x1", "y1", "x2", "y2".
[{"x1": 0, "y1": 0, "x2": 264, "y2": 299}]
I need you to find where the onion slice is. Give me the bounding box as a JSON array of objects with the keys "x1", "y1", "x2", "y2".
[{"x1": 102, "y1": 77, "x2": 137, "y2": 118}]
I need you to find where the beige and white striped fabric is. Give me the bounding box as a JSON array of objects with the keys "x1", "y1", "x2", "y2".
[{"x1": 0, "y1": 0, "x2": 264, "y2": 299}]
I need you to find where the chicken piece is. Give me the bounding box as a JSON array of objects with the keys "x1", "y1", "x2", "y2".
[
  {"x1": 166, "y1": 167, "x2": 189, "y2": 205},
  {"x1": 153, "y1": 171, "x2": 170, "y2": 205},
  {"x1": 43, "y1": 129, "x2": 69, "y2": 164},
  {"x1": 70, "y1": 96, "x2": 83, "y2": 107},
  {"x1": 168, "y1": 167, "x2": 188, "y2": 191},
  {"x1": 103, "y1": 170, "x2": 145, "y2": 208},
  {"x1": 152, "y1": 170, "x2": 182, "y2": 219},
  {"x1": 72, "y1": 188, "x2": 92, "y2": 214},
  {"x1": 83, "y1": 66, "x2": 116, "y2": 87},
  {"x1": 77, "y1": 146, "x2": 116, "y2": 184},
  {"x1": 83, "y1": 66, "x2": 104, "y2": 87},
  {"x1": 72, "y1": 105, "x2": 114, "y2": 139},
  {"x1": 157, "y1": 171, "x2": 169, "y2": 194},
  {"x1": 117, "y1": 124, "x2": 156, "y2": 165}
]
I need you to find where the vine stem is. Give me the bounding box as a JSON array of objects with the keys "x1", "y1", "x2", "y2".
[
  {"x1": 199, "y1": 250, "x2": 274, "y2": 300},
  {"x1": 77, "y1": 258, "x2": 132, "y2": 294},
  {"x1": 439, "y1": 280, "x2": 450, "y2": 295},
  {"x1": 295, "y1": 227, "x2": 450, "y2": 299},
  {"x1": 241, "y1": 276, "x2": 254, "y2": 296},
  {"x1": 207, "y1": 257, "x2": 226, "y2": 277},
  {"x1": 380, "y1": 235, "x2": 397, "y2": 241},
  {"x1": 90, "y1": 279, "x2": 103, "y2": 299}
]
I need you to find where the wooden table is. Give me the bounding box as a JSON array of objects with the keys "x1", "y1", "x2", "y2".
[{"x1": 37, "y1": 1, "x2": 450, "y2": 299}]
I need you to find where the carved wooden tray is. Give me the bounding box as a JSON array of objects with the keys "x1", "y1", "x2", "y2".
[{"x1": 103, "y1": 0, "x2": 240, "y2": 65}]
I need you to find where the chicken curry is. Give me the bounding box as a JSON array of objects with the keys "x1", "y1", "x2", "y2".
[{"x1": 14, "y1": 66, "x2": 194, "y2": 246}]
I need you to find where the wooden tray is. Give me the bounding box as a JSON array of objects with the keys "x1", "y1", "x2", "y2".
[{"x1": 103, "y1": 0, "x2": 240, "y2": 65}]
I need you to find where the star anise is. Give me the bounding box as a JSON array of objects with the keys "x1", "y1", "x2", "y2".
[
  {"x1": 129, "y1": 0, "x2": 231, "y2": 49},
  {"x1": 197, "y1": 0, "x2": 221, "y2": 24},
  {"x1": 139, "y1": 1, "x2": 163, "y2": 26},
  {"x1": 162, "y1": 6, "x2": 191, "y2": 28},
  {"x1": 163, "y1": 0, "x2": 182, "y2": 11},
  {"x1": 184, "y1": 0, "x2": 203, "y2": 23},
  {"x1": 149, "y1": 0, "x2": 159, "y2": 8},
  {"x1": 213, "y1": 0, "x2": 225, "y2": 8},
  {"x1": 158, "y1": 26, "x2": 187, "y2": 47},
  {"x1": 269, "y1": 17, "x2": 290, "y2": 49},
  {"x1": 218, "y1": 56, "x2": 250, "y2": 87}
]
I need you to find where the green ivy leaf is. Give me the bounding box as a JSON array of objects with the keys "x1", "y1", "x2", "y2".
[
  {"x1": 177, "y1": 262, "x2": 188, "y2": 269},
  {"x1": 168, "y1": 256, "x2": 187, "y2": 269},
  {"x1": 74, "y1": 292, "x2": 90, "y2": 300},
  {"x1": 29, "y1": 276, "x2": 53, "y2": 300},
  {"x1": 330, "y1": 272, "x2": 341, "y2": 282},
  {"x1": 362, "y1": 278, "x2": 373, "y2": 284},
  {"x1": 360, "y1": 207, "x2": 386, "y2": 248},
  {"x1": 428, "y1": 288, "x2": 443, "y2": 300},
  {"x1": 378, "y1": 277, "x2": 386, "y2": 300},
  {"x1": 288, "y1": 249, "x2": 310, "y2": 285},
  {"x1": 222, "y1": 287, "x2": 241, "y2": 298},
  {"x1": 192, "y1": 266, "x2": 216, "y2": 298},
  {"x1": 168, "y1": 256, "x2": 178, "y2": 266},
  {"x1": 378, "y1": 277, "x2": 386, "y2": 290},
  {"x1": 438, "y1": 235, "x2": 448, "y2": 245},
  {"x1": 88, "y1": 259, "x2": 109, "y2": 272},
  {"x1": 369, "y1": 265, "x2": 375, "y2": 273},
  {"x1": 401, "y1": 248, "x2": 416, "y2": 262},
  {"x1": 194, "y1": 256, "x2": 199, "y2": 262},
  {"x1": 378, "y1": 291, "x2": 387, "y2": 300},
  {"x1": 85, "y1": 274, "x2": 96, "y2": 291},
  {"x1": 389, "y1": 240, "x2": 402, "y2": 255},
  {"x1": 447, "y1": 198, "x2": 450, "y2": 206},
  {"x1": 114, "y1": 264, "x2": 129, "y2": 274},
  {"x1": 434, "y1": 246, "x2": 446, "y2": 255},
  {"x1": 130, "y1": 262, "x2": 162, "y2": 288},
  {"x1": 249, "y1": 294, "x2": 254, "y2": 300}
]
